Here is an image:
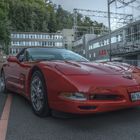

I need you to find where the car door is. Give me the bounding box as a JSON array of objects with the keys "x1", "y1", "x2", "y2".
[
  {"x1": 4, "y1": 56, "x2": 19, "y2": 90},
  {"x1": 6, "y1": 49, "x2": 31, "y2": 95},
  {"x1": 14, "y1": 49, "x2": 32, "y2": 95}
]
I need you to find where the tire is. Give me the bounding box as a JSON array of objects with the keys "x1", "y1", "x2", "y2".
[
  {"x1": 0, "y1": 71, "x2": 7, "y2": 94},
  {"x1": 30, "y1": 70, "x2": 50, "y2": 117}
]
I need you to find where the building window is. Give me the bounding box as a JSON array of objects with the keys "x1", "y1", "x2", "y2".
[
  {"x1": 25, "y1": 34, "x2": 29, "y2": 39},
  {"x1": 50, "y1": 42, "x2": 53, "y2": 46},
  {"x1": 42, "y1": 35, "x2": 46, "y2": 39},
  {"x1": 19, "y1": 34, "x2": 23, "y2": 38},
  {"x1": 45, "y1": 35, "x2": 48, "y2": 39},
  {"x1": 83, "y1": 50, "x2": 85, "y2": 55},
  {"x1": 11, "y1": 34, "x2": 13, "y2": 38},
  {"x1": 89, "y1": 54, "x2": 92, "y2": 58},
  {"x1": 23, "y1": 34, "x2": 25, "y2": 38},
  {"x1": 111, "y1": 36, "x2": 116, "y2": 44},
  {"x1": 31, "y1": 42, "x2": 34, "y2": 46},
  {"x1": 53, "y1": 42, "x2": 55, "y2": 46},
  {"x1": 36, "y1": 35, "x2": 39, "y2": 39}
]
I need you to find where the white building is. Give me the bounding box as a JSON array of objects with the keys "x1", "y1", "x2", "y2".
[
  {"x1": 61, "y1": 29, "x2": 74, "y2": 50},
  {"x1": 10, "y1": 32, "x2": 64, "y2": 55},
  {"x1": 73, "y1": 34, "x2": 96, "y2": 58}
]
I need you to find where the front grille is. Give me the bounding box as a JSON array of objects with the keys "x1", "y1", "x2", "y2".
[
  {"x1": 90, "y1": 94, "x2": 122, "y2": 101},
  {"x1": 78, "y1": 106, "x2": 97, "y2": 110}
]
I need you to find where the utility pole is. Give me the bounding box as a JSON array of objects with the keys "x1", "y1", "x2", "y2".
[
  {"x1": 107, "y1": 0, "x2": 115, "y2": 61},
  {"x1": 73, "y1": 9, "x2": 78, "y2": 40},
  {"x1": 73, "y1": 7, "x2": 132, "y2": 42}
]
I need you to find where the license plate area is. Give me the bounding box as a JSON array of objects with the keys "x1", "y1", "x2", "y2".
[{"x1": 131, "y1": 92, "x2": 140, "y2": 102}]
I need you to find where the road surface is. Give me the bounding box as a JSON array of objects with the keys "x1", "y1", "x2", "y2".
[{"x1": 0, "y1": 81, "x2": 140, "y2": 140}]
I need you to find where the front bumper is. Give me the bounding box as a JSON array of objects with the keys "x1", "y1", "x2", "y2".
[
  {"x1": 50, "y1": 99, "x2": 140, "y2": 114},
  {"x1": 49, "y1": 85, "x2": 140, "y2": 114}
]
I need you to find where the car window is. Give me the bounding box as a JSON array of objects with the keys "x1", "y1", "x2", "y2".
[
  {"x1": 17, "y1": 49, "x2": 26, "y2": 62},
  {"x1": 26, "y1": 48, "x2": 88, "y2": 62}
]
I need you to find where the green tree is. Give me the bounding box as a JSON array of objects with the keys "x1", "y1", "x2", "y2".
[
  {"x1": 56, "y1": 5, "x2": 73, "y2": 30},
  {"x1": 0, "y1": 0, "x2": 107, "y2": 54},
  {"x1": 0, "y1": 1, "x2": 10, "y2": 54},
  {"x1": 48, "y1": 5, "x2": 57, "y2": 32},
  {"x1": 8, "y1": 0, "x2": 49, "y2": 32}
]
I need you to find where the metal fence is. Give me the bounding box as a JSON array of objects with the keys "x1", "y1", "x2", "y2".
[
  {"x1": 95, "y1": 59, "x2": 140, "y2": 67},
  {"x1": 121, "y1": 60, "x2": 140, "y2": 67}
]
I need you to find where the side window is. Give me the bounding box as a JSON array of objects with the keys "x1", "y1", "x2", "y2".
[
  {"x1": 17, "y1": 49, "x2": 26, "y2": 62},
  {"x1": 24, "y1": 51, "x2": 28, "y2": 61},
  {"x1": 23, "y1": 50, "x2": 31, "y2": 62},
  {"x1": 25, "y1": 51, "x2": 33, "y2": 61}
]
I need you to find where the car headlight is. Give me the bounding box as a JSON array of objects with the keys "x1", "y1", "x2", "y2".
[{"x1": 60, "y1": 92, "x2": 87, "y2": 101}]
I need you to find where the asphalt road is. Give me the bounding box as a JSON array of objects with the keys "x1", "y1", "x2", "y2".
[
  {"x1": 0, "y1": 61, "x2": 4, "y2": 72},
  {"x1": 0, "y1": 91, "x2": 7, "y2": 118},
  {"x1": 1, "y1": 82, "x2": 140, "y2": 140}
]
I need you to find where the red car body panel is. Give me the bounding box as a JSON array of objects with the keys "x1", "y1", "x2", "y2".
[{"x1": 2, "y1": 58, "x2": 140, "y2": 114}]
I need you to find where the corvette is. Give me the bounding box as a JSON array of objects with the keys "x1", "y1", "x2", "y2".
[{"x1": 1, "y1": 47, "x2": 140, "y2": 117}]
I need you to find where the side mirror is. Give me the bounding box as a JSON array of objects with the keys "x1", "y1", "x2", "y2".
[{"x1": 7, "y1": 56, "x2": 19, "y2": 63}]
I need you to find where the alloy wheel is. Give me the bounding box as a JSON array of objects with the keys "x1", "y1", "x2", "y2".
[{"x1": 31, "y1": 75, "x2": 44, "y2": 111}]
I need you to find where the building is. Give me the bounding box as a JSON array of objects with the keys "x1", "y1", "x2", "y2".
[
  {"x1": 88, "y1": 20, "x2": 140, "y2": 65},
  {"x1": 73, "y1": 34, "x2": 96, "y2": 58},
  {"x1": 61, "y1": 29, "x2": 75, "y2": 50},
  {"x1": 87, "y1": 27, "x2": 123, "y2": 62},
  {"x1": 73, "y1": 20, "x2": 140, "y2": 66},
  {"x1": 10, "y1": 32, "x2": 64, "y2": 55}
]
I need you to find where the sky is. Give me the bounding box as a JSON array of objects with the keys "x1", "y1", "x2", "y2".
[
  {"x1": 51, "y1": 0, "x2": 108, "y2": 12},
  {"x1": 51, "y1": 0, "x2": 140, "y2": 29},
  {"x1": 51, "y1": 0, "x2": 109, "y2": 26}
]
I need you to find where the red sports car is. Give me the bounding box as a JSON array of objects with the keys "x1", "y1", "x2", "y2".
[{"x1": 1, "y1": 47, "x2": 140, "y2": 117}]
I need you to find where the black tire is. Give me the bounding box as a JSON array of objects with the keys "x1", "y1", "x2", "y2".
[
  {"x1": 30, "y1": 70, "x2": 50, "y2": 117},
  {"x1": 0, "y1": 71, "x2": 7, "y2": 94}
]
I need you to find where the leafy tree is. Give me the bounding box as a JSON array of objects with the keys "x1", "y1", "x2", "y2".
[
  {"x1": 0, "y1": 0, "x2": 107, "y2": 54},
  {"x1": 8, "y1": 0, "x2": 49, "y2": 32},
  {"x1": 0, "y1": 1, "x2": 10, "y2": 54},
  {"x1": 48, "y1": 5, "x2": 57, "y2": 32}
]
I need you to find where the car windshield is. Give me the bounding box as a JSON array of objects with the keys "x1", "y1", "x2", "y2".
[{"x1": 27, "y1": 48, "x2": 88, "y2": 62}]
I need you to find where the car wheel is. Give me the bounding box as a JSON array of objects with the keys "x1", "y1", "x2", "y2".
[
  {"x1": 0, "y1": 71, "x2": 7, "y2": 93},
  {"x1": 30, "y1": 71, "x2": 50, "y2": 117}
]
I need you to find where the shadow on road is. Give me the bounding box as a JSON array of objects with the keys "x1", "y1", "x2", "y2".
[
  {"x1": 11, "y1": 92, "x2": 140, "y2": 126},
  {"x1": 6, "y1": 92, "x2": 140, "y2": 140}
]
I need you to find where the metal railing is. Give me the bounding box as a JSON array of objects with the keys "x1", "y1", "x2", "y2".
[{"x1": 122, "y1": 60, "x2": 140, "y2": 67}]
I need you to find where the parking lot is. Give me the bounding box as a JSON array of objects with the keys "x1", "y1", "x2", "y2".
[{"x1": 1, "y1": 81, "x2": 140, "y2": 140}]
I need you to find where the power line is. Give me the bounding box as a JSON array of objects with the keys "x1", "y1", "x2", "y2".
[
  {"x1": 73, "y1": 8, "x2": 133, "y2": 39},
  {"x1": 116, "y1": 0, "x2": 140, "y2": 10}
]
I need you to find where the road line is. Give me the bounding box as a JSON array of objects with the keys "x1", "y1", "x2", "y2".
[{"x1": 0, "y1": 94, "x2": 13, "y2": 140}]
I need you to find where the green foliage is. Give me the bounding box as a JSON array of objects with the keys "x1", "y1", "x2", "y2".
[
  {"x1": 0, "y1": 1, "x2": 10, "y2": 54},
  {"x1": 8, "y1": 0, "x2": 49, "y2": 32},
  {"x1": 56, "y1": 5, "x2": 73, "y2": 30},
  {"x1": 0, "y1": 0, "x2": 106, "y2": 54}
]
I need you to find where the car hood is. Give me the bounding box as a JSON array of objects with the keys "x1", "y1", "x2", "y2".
[{"x1": 42, "y1": 61, "x2": 136, "y2": 76}]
